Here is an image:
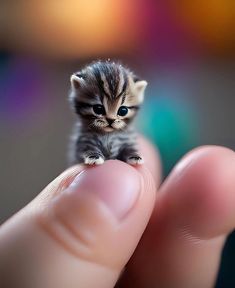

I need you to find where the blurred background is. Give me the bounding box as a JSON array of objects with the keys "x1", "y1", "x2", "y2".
[{"x1": 0, "y1": 1, "x2": 235, "y2": 286}]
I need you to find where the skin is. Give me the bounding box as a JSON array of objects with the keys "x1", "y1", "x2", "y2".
[{"x1": 1, "y1": 137, "x2": 235, "y2": 287}]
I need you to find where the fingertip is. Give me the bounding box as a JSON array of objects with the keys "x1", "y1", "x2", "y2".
[
  {"x1": 0, "y1": 158, "x2": 157, "y2": 288},
  {"x1": 37, "y1": 159, "x2": 156, "y2": 269},
  {"x1": 160, "y1": 145, "x2": 235, "y2": 238}
]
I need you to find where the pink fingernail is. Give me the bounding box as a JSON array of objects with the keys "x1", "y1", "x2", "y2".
[{"x1": 67, "y1": 161, "x2": 141, "y2": 219}]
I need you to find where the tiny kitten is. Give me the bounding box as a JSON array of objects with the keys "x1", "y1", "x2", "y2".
[{"x1": 68, "y1": 60, "x2": 147, "y2": 166}]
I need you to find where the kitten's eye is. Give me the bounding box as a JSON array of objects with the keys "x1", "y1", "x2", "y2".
[
  {"x1": 117, "y1": 106, "x2": 128, "y2": 116},
  {"x1": 93, "y1": 104, "x2": 105, "y2": 115}
]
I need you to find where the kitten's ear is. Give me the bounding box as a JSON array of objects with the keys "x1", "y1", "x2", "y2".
[
  {"x1": 70, "y1": 73, "x2": 85, "y2": 90},
  {"x1": 134, "y1": 80, "x2": 148, "y2": 103}
]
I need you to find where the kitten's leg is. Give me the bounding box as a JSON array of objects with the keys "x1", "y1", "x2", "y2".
[
  {"x1": 117, "y1": 145, "x2": 144, "y2": 165},
  {"x1": 76, "y1": 143, "x2": 105, "y2": 165}
]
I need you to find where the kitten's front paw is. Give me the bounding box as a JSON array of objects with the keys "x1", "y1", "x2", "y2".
[
  {"x1": 127, "y1": 155, "x2": 144, "y2": 165},
  {"x1": 84, "y1": 155, "x2": 104, "y2": 165}
]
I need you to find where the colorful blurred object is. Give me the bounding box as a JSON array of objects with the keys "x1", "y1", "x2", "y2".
[
  {"x1": 0, "y1": 56, "x2": 47, "y2": 124},
  {"x1": 175, "y1": 0, "x2": 235, "y2": 55},
  {"x1": 1, "y1": 0, "x2": 138, "y2": 59},
  {"x1": 138, "y1": 77, "x2": 198, "y2": 175},
  {"x1": 1, "y1": 1, "x2": 235, "y2": 60}
]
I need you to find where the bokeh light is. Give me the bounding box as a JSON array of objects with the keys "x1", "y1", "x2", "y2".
[
  {"x1": 2, "y1": 0, "x2": 138, "y2": 59},
  {"x1": 176, "y1": 0, "x2": 235, "y2": 55},
  {"x1": 0, "y1": 56, "x2": 48, "y2": 124}
]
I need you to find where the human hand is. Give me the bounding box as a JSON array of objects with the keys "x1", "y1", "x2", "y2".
[{"x1": 1, "y1": 138, "x2": 235, "y2": 288}]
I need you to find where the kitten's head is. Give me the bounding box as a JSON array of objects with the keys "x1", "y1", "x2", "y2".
[{"x1": 69, "y1": 61, "x2": 147, "y2": 133}]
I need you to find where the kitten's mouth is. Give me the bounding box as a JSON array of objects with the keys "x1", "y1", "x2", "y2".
[{"x1": 104, "y1": 126, "x2": 115, "y2": 132}]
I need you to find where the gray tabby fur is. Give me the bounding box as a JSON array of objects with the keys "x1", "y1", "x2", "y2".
[{"x1": 68, "y1": 60, "x2": 147, "y2": 166}]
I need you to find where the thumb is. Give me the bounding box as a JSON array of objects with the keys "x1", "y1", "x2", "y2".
[{"x1": 0, "y1": 157, "x2": 158, "y2": 287}]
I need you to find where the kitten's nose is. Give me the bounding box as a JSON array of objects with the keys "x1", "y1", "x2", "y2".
[{"x1": 106, "y1": 118, "x2": 115, "y2": 126}]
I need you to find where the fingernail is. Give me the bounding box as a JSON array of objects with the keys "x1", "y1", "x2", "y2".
[{"x1": 67, "y1": 161, "x2": 141, "y2": 219}]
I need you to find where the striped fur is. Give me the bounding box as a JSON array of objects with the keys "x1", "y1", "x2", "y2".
[{"x1": 68, "y1": 61, "x2": 147, "y2": 165}]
